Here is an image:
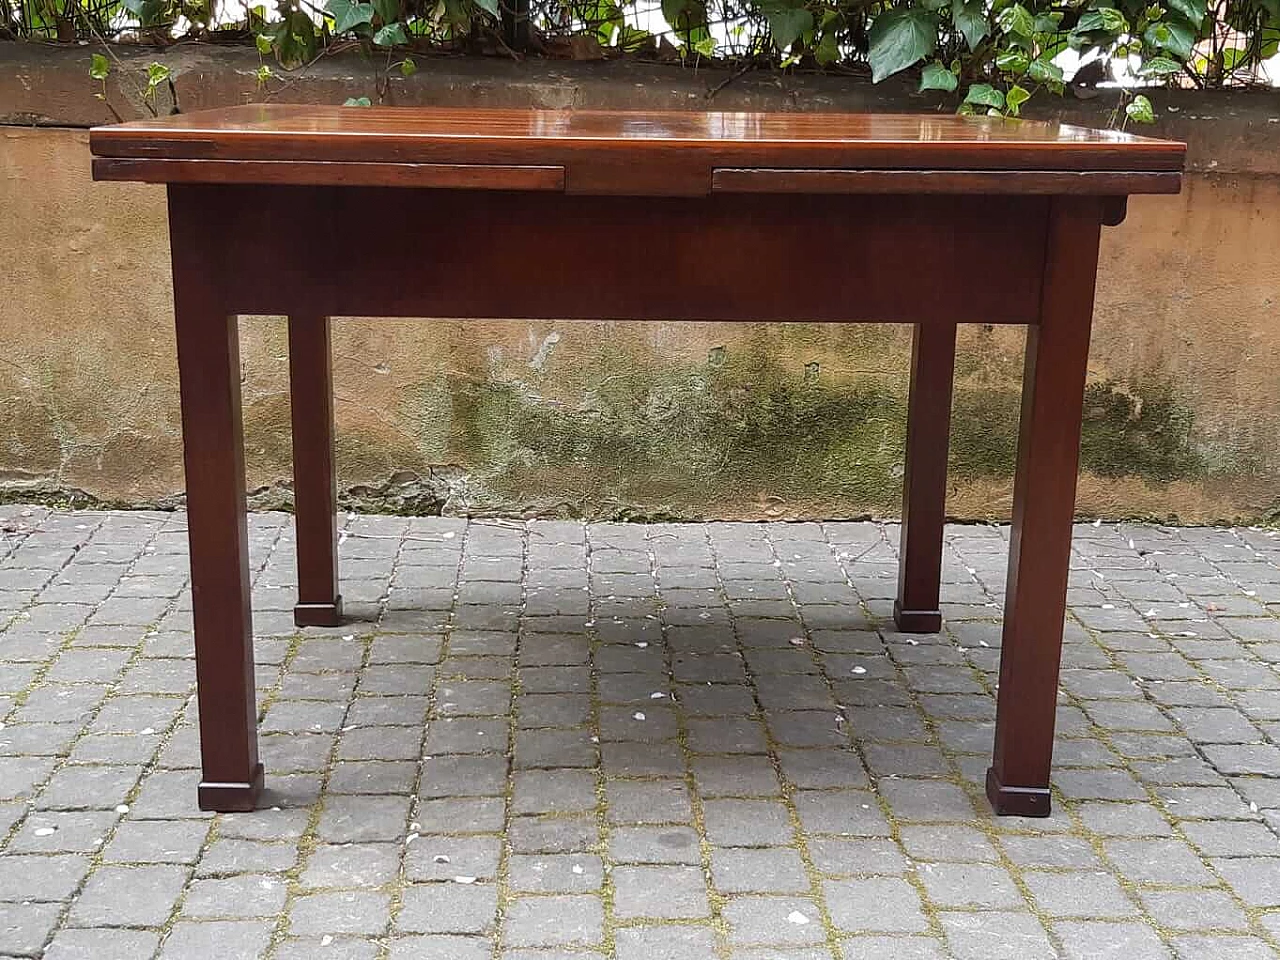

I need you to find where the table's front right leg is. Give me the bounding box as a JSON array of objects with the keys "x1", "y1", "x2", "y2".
[
  {"x1": 987, "y1": 197, "x2": 1104, "y2": 817},
  {"x1": 170, "y1": 188, "x2": 263, "y2": 812}
]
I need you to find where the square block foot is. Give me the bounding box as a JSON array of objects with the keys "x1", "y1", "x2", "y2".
[
  {"x1": 199, "y1": 763, "x2": 265, "y2": 812},
  {"x1": 986, "y1": 766, "x2": 1051, "y2": 817},
  {"x1": 294, "y1": 596, "x2": 343, "y2": 628},
  {"x1": 893, "y1": 600, "x2": 942, "y2": 634}
]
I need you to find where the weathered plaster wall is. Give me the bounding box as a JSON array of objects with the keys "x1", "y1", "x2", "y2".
[{"x1": 2, "y1": 46, "x2": 1278, "y2": 521}]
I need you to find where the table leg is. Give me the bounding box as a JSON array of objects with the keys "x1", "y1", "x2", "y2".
[
  {"x1": 894, "y1": 322, "x2": 956, "y2": 633},
  {"x1": 288, "y1": 314, "x2": 342, "y2": 627},
  {"x1": 987, "y1": 198, "x2": 1103, "y2": 817},
  {"x1": 171, "y1": 206, "x2": 263, "y2": 812}
]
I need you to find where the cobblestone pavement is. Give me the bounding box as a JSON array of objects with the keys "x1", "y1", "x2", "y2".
[{"x1": 2, "y1": 506, "x2": 1280, "y2": 959}]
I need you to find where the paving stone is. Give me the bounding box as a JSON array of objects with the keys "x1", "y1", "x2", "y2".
[
  {"x1": 614, "y1": 865, "x2": 711, "y2": 919},
  {"x1": 615, "y1": 925, "x2": 719, "y2": 960},
  {"x1": 36, "y1": 763, "x2": 143, "y2": 810},
  {"x1": 386, "y1": 935, "x2": 492, "y2": 959},
  {"x1": 302, "y1": 843, "x2": 401, "y2": 887},
  {"x1": 1023, "y1": 871, "x2": 1139, "y2": 919},
  {"x1": 711, "y1": 847, "x2": 810, "y2": 894},
  {"x1": 196, "y1": 838, "x2": 299, "y2": 876},
  {"x1": 723, "y1": 895, "x2": 828, "y2": 944},
  {"x1": 606, "y1": 781, "x2": 692, "y2": 824},
  {"x1": 507, "y1": 854, "x2": 603, "y2": 893},
  {"x1": 501, "y1": 894, "x2": 603, "y2": 947},
  {"x1": 405, "y1": 837, "x2": 502, "y2": 883},
  {"x1": 158, "y1": 920, "x2": 274, "y2": 960},
  {"x1": 507, "y1": 815, "x2": 598, "y2": 854},
  {"x1": 1170, "y1": 935, "x2": 1277, "y2": 960},
  {"x1": 103, "y1": 818, "x2": 209, "y2": 864},
  {"x1": 899, "y1": 824, "x2": 998, "y2": 862},
  {"x1": 317, "y1": 796, "x2": 411, "y2": 842},
  {"x1": 1210, "y1": 857, "x2": 1280, "y2": 906},
  {"x1": 1054, "y1": 920, "x2": 1172, "y2": 959},
  {"x1": 44, "y1": 928, "x2": 162, "y2": 960},
  {"x1": 0, "y1": 854, "x2": 91, "y2": 902},
  {"x1": 1103, "y1": 838, "x2": 1217, "y2": 886},
  {"x1": 823, "y1": 878, "x2": 929, "y2": 933},
  {"x1": 608, "y1": 825, "x2": 701, "y2": 864},
  {"x1": 793, "y1": 791, "x2": 890, "y2": 837},
  {"x1": 939, "y1": 910, "x2": 1056, "y2": 960},
  {"x1": 290, "y1": 891, "x2": 392, "y2": 935},
  {"x1": 0, "y1": 901, "x2": 64, "y2": 957},
  {"x1": 1137, "y1": 888, "x2": 1249, "y2": 932},
  {"x1": 68, "y1": 864, "x2": 188, "y2": 926},
  {"x1": 8, "y1": 810, "x2": 121, "y2": 854},
  {"x1": 398, "y1": 884, "x2": 499, "y2": 935},
  {"x1": 277, "y1": 938, "x2": 381, "y2": 960},
  {"x1": 918, "y1": 862, "x2": 1024, "y2": 908},
  {"x1": 840, "y1": 937, "x2": 947, "y2": 960}
]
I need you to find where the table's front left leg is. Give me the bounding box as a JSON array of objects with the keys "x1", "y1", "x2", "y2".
[
  {"x1": 288, "y1": 314, "x2": 342, "y2": 627},
  {"x1": 987, "y1": 197, "x2": 1104, "y2": 817},
  {"x1": 894, "y1": 321, "x2": 956, "y2": 633},
  {"x1": 170, "y1": 190, "x2": 263, "y2": 811}
]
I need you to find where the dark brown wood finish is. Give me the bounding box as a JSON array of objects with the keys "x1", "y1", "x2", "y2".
[
  {"x1": 91, "y1": 108, "x2": 1184, "y2": 818},
  {"x1": 987, "y1": 197, "x2": 1104, "y2": 817},
  {"x1": 90, "y1": 105, "x2": 1185, "y2": 197},
  {"x1": 168, "y1": 185, "x2": 263, "y2": 812},
  {"x1": 93, "y1": 158, "x2": 566, "y2": 190},
  {"x1": 289, "y1": 315, "x2": 342, "y2": 628},
  {"x1": 894, "y1": 323, "x2": 957, "y2": 634},
  {"x1": 711, "y1": 168, "x2": 1183, "y2": 196},
  {"x1": 158, "y1": 187, "x2": 1050, "y2": 325}
]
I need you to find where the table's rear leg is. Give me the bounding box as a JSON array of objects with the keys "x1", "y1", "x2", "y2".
[
  {"x1": 987, "y1": 197, "x2": 1103, "y2": 817},
  {"x1": 288, "y1": 314, "x2": 342, "y2": 628},
  {"x1": 894, "y1": 322, "x2": 956, "y2": 633},
  {"x1": 170, "y1": 188, "x2": 263, "y2": 812}
]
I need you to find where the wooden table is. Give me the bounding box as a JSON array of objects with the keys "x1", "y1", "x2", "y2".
[{"x1": 90, "y1": 105, "x2": 1185, "y2": 817}]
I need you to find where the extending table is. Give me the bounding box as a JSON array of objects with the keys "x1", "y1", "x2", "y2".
[{"x1": 90, "y1": 104, "x2": 1185, "y2": 816}]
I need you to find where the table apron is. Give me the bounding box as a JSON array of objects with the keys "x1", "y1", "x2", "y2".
[{"x1": 168, "y1": 184, "x2": 1051, "y2": 325}]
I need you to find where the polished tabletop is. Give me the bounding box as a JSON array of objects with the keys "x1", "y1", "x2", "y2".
[{"x1": 91, "y1": 104, "x2": 1184, "y2": 171}]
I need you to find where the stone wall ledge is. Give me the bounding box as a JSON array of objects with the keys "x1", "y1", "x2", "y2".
[{"x1": 4, "y1": 40, "x2": 1280, "y2": 176}]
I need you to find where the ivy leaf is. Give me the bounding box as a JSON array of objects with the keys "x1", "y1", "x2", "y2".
[
  {"x1": 1028, "y1": 56, "x2": 1065, "y2": 82},
  {"x1": 1005, "y1": 83, "x2": 1031, "y2": 115},
  {"x1": 867, "y1": 8, "x2": 938, "y2": 82},
  {"x1": 372, "y1": 0, "x2": 399, "y2": 22},
  {"x1": 996, "y1": 48, "x2": 1029, "y2": 72},
  {"x1": 1145, "y1": 17, "x2": 1194, "y2": 57},
  {"x1": 1033, "y1": 11, "x2": 1062, "y2": 31},
  {"x1": 1075, "y1": 8, "x2": 1128, "y2": 33},
  {"x1": 325, "y1": 0, "x2": 374, "y2": 31},
  {"x1": 255, "y1": 31, "x2": 273, "y2": 53},
  {"x1": 344, "y1": 96, "x2": 373, "y2": 106},
  {"x1": 814, "y1": 29, "x2": 840, "y2": 63},
  {"x1": 373, "y1": 20, "x2": 408, "y2": 44},
  {"x1": 1140, "y1": 55, "x2": 1182, "y2": 75},
  {"x1": 400, "y1": 55, "x2": 417, "y2": 75},
  {"x1": 919, "y1": 59, "x2": 958, "y2": 91},
  {"x1": 1167, "y1": 0, "x2": 1205, "y2": 24},
  {"x1": 766, "y1": 6, "x2": 813, "y2": 51},
  {"x1": 146, "y1": 62, "x2": 171, "y2": 87},
  {"x1": 89, "y1": 53, "x2": 110, "y2": 80},
  {"x1": 963, "y1": 82, "x2": 1005, "y2": 108},
  {"x1": 951, "y1": 0, "x2": 988, "y2": 51},
  {"x1": 996, "y1": 3, "x2": 1034, "y2": 37},
  {"x1": 1126, "y1": 93, "x2": 1155, "y2": 123},
  {"x1": 472, "y1": 0, "x2": 499, "y2": 14}
]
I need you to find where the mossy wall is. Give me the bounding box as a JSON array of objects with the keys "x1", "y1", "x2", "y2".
[{"x1": 3, "y1": 51, "x2": 1279, "y2": 522}]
